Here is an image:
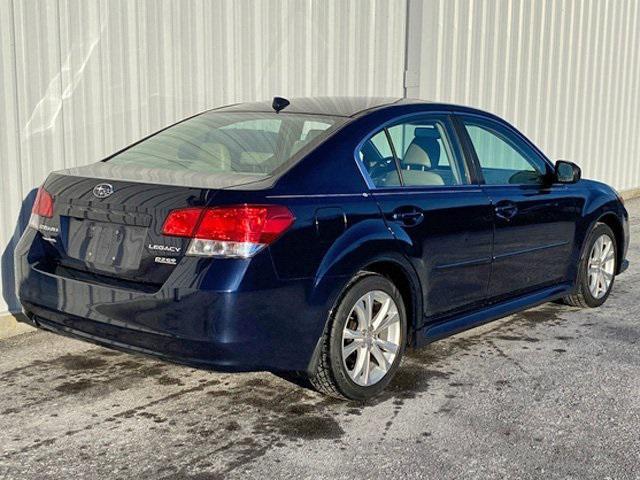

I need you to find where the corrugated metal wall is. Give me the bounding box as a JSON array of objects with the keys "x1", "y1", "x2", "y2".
[
  {"x1": 408, "y1": 0, "x2": 640, "y2": 191},
  {"x1": 0, "y1": 0, "x2": 407, "y2": 314},
  {"x1": 2, "y1": 0, "x2": 640, "y2": 316}
]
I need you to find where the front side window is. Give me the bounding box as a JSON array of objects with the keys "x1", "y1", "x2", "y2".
[
  {"x1": 461, "y1": 117, "x2": 548, "y2": 185},
  {"x1": 107, "y1": 112, "x2": 340, "y2": 175}
]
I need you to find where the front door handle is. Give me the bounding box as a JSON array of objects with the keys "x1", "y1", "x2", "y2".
[
  {"x1": 495, "y1": 201, "x2": 518, "y2": 221},
  {"x1": 391, "y1": 208, "x2": 424, "y2": 227}
]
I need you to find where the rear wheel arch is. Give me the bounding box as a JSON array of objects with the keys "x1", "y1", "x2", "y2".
[
  {"x1": 360, "y1": 259, "x2": 422, "y2": 346},
  {"x1": 306, "y1": 252, "x2": 422, "y2": 373}
]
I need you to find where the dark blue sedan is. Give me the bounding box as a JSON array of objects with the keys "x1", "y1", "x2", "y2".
[{"x1": 15, "y1": 97, "x2": 630, "y2": 400}]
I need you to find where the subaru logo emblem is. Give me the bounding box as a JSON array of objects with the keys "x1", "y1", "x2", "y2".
[{"x1": 93, "y1": 183, "x2": 114, "y2": 199}]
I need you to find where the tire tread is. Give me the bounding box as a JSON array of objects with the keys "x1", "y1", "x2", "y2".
[{"x1": 308, "y1": 271, "x2": 379, "y2": 400}]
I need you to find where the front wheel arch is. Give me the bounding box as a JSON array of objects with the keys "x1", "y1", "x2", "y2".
[{"x1": 596, "y1": 213, "x2": 625, "y2": 274}]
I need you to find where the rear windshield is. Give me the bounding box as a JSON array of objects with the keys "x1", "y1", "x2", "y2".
[{"x1": 106, "y1": 112, "x2": 341, "y2": 175}]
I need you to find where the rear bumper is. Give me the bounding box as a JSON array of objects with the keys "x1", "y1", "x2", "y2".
[
  {"x1": 15, "y1": 229, "x2": 342, "y2": 373},
  {"x1": 22, "y1": 303, "x2": 285, "y2": 372}
]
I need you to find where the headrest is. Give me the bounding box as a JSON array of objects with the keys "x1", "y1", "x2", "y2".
[
  {"x1": 403, "y1": 143, "x2": 432, "y2": 167},
  {"x1": 403, "y1": 127, "x2": 441, "y2": 168},
  {"x1": 414, "y1": 127, "x2": 440, "y2": 139}
]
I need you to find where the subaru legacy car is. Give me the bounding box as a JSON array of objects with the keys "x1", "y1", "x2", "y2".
[{"x1": 15, "y1": 97, "x2": 629, "y2": 400}]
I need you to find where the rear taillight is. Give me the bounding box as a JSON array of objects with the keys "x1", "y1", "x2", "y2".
[
  {"x1": 32, "y1": 186, "x2": 54, "y2": 218},
  {"x1": 29, "y1": 186, "x2": 54, "y2": 229},
  {"x1": 162, "y1": 205, "x2": 295, "y2": 258}
]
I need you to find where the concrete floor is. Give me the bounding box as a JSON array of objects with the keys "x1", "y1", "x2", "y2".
[{"x1": 1, "y1": 199, "x2": 639, "y2": 480}]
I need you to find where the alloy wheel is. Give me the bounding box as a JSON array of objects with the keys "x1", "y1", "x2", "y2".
[
  {"x1": 341, "y1": 290, "x2": 401, "y2": 387},
  {"x1": 587, "y1": 234, "x2": 616, "y2": 299}
]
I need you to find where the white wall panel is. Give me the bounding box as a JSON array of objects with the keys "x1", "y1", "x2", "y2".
[
  {"x1": 409, "y1": 0, "x2": 640, "y2": 191},
  {"x1": 2, "y1": 0, "x2": 638, "y2": 316},
  {"x1": 0, "y1": 0, "x2": 406, "y2": 314},
  {"x1": 0, "y1": 0, "x2": 26, "y2": 315}
]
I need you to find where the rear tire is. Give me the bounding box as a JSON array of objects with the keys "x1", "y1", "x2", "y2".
[
  {"x1": 563, "y1": 223, "x2": 617, "y2": 308},
  {"x1": 309, "y1": 272, "x2": 407, "y2": 401}
]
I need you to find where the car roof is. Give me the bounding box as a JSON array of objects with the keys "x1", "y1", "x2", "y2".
[
  {"x1": 215, "y1": 96, "x2": 432, "y2": 117},
  {"x1": 213, "y1": 96, "x2": 505, "y2": 120}
]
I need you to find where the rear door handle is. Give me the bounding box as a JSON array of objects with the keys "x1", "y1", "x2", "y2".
[
  {"x1": 391, "y1": 208, "x2": 424, "y2": 227},
  {"x1": 494, "y1": 201, "x2": 518, "y2": 221}
]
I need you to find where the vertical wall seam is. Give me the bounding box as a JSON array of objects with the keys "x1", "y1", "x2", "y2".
[
  {"x1": 8, "y1": 0, "x2": 24, "y2": 202},
  {"x1": 402, "y1": 0, "x2": 411, "y2": 98},
  {"x1": 55, "y1": 0, "x2": 67, "y2": 168}
]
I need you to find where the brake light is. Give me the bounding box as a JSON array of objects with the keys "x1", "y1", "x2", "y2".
[
  {"x1": 32, "y1": 186, "x2": 54, "y2": 218},
  {"x1": 161, "y1": 208, "x2": 203, "y2": 237},
  {"x1": 162, "y1": 205, "x2": 295, "y2": 258}
]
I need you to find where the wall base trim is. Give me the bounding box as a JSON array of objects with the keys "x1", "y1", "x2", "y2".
[
  {"x1": 620, "y1": 188, "x2": 640, "y2": 200},
  {"x1": 0, "y1": 313, "x2": 36, "y2": 340}
]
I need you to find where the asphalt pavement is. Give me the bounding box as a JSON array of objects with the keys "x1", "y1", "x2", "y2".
[{"x1": 1, "y1": 199, "x2": 639, "y2": 479}]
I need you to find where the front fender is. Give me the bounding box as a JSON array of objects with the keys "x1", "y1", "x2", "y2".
[
  {"x1": 570, "y1": 180, "x2": 626, "y2": 283},
  {"x1": 576, "y1": 181, "x2": 626, "y2": 258}
]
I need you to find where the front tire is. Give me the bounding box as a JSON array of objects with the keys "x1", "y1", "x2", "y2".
[
  {"x1": 309, "y1": 273, "x2": 407, "y2": 401},
  {"x1": 564, "y1": 223, "x2": 617, "y2": 308}
]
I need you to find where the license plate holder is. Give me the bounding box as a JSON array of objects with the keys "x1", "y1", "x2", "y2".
[{"x1": 66, "y1": 219, "x2": 146, "y2": 271}]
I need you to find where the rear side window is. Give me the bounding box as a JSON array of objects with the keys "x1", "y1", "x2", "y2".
[
  {"x1": 387, "y1": 120, "x2": 464, "y2": 186},
  {"x1": 358, "y1": 116, "x2": 466, "y2": 188},
  {"x1": 358, "y1": 131, "x2": 400, "y2": 187},
  {"x1": 107, "y1": 112, "x2": 339, "y2": 175}
]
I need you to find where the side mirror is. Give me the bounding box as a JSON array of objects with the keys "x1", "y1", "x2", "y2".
[{"x1": 555, "y1": 160, "x2": 581, "y2": 184}]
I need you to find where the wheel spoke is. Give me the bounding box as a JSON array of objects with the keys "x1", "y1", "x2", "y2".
[
  {"x1": 593, "y1": 236, "x2": 602, "y2": 257},
  {"x1": 371, "y1": 343, "x2": 390, "y2": 371},
  {"x1": 351, "y1": 346, "x2": 368, "y2": 378},
  {"x1": 371, "y1": 297, "x2": 391, "y2": 330},
  {"x1": 364, "y1": 292, "x2": 373, "y2": 327},
  {"x1": 343, "y1": 328, "x2": 364, "y2": 341},
  {"x1": 353, "y1": 303, "x2": 367, "y2": 329},
  {"x1": 361, "y1": 349, "x2": 371, "y2": 384},
  {"x1": 343, "y1": 339, "x2": 363, "y2": 359},
  {"x1": 373, "y1": 309, "x2": 399, "y2": 334},
  {"x1": 601, "y1": 240, "x2": 612, "y2": 262},
  {"x1": 375, "y1": 338, "x2": 399, "y2": 355}
]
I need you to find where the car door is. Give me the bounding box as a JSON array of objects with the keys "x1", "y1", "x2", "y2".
[
  {"x1": 357, "y1": 113, "x2": 494, "y2": 319},
  {"x1": 454, "y1": 113, "x2": 583, "y2": 301}
]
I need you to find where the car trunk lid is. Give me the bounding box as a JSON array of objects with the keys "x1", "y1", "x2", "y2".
[{"x1": 36, "y1": 167, "x2": 266, "y2": 289}]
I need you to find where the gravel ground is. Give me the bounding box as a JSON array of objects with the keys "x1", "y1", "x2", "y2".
[{"x1": 1, "y1": 199, "x2": 639, "y2": 480}]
